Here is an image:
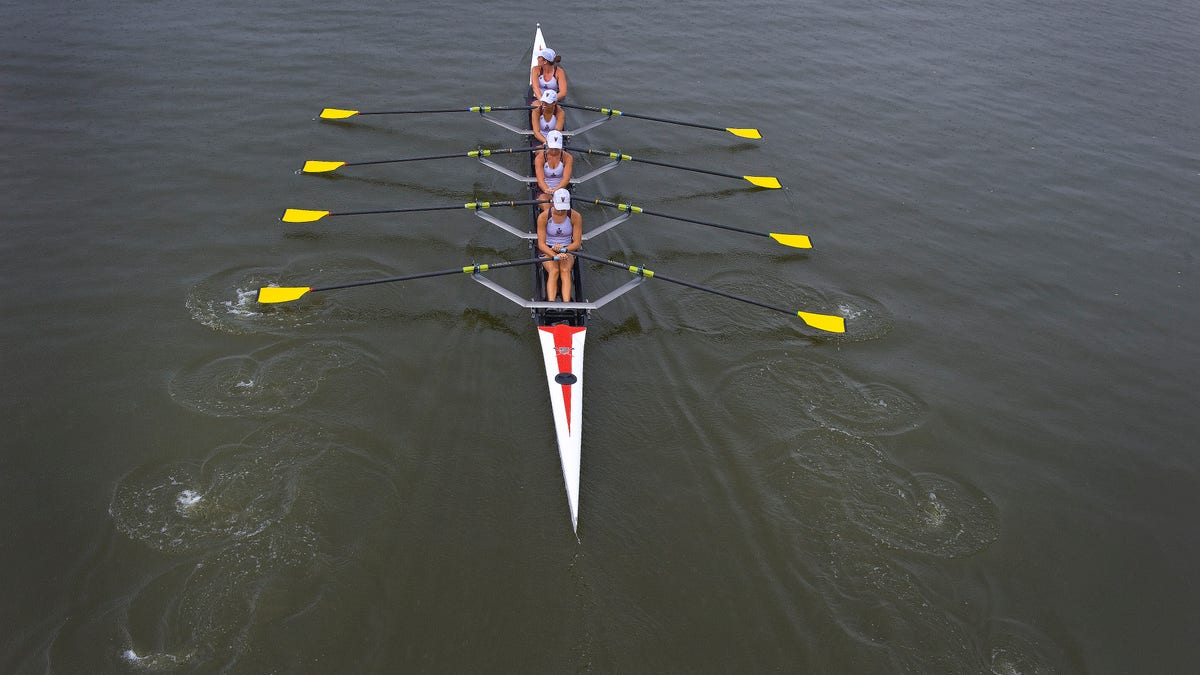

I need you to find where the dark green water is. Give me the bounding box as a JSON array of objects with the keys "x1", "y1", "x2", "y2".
[{"x1": 3, "y1": 0, "x2": 1198, "y2": 672}]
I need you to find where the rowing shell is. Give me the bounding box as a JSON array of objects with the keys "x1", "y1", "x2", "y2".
[
  {"x1": 268, "y1": 24, "x2": 838, "y2": 535},
  {"x1": 529, "y1": 23, "x2": 585, "y2": 534}
]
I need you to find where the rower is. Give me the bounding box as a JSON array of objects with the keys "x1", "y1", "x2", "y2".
[
  {"x1": 532, "y1": 89, "x2": 565, "y2": 144},
  {"x1": 531, "y1": 47, "x2": 568, "y2": 103},
  {"x1": 537, "y1": 188, "x2": 583, "y2": 303},
  {"x1": 534, "y1": 130, "x2": 574, "y2": 214}
]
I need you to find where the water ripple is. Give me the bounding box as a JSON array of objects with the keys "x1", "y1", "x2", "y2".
[
  {"x1": 776, "y1": 428, "x2": 998, "y2": 558},
  {"x1": 119, "y1": 522, "x2": 320, "y2": 671},
  {"x1": 820, "y1": 530, "x2": 980, "y2": 672},
  {"x1": 662, "y1": 268, "x2": 892, "y2": 343},
  {"x1": 985, "y1": 617, "x2": 1076, "y2": 675},
  {"x1": 106, "y1": 421, "x2": 400, "y2": 670},
  {"x1": 168, "y1": 339, "x2": 372, "y2": 418},
  {"x1": 109, "y1": 422, "x2": 331, "y2": 554},
  {"x1": 715, "y1": 349, "x2": 928, "y2": 438},
  {"x1": 762, "y1": 430, "x2": 1019, "y2": 672},
  {"x1": 185, "y1": 257, "x2": 401, "y2": 335}
]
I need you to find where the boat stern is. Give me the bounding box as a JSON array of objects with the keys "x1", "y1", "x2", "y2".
[{"x1": 537, "y1": 323, "x2": 585, "y2": 533}]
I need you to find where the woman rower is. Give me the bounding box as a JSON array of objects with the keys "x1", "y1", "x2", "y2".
[
  {"x1": 530, "y1": 47, "x2": 568, "y2": 104},
  {"x1": 531, "y1": 89, "x2": 565, "y2": 144},
  {"x1": 534, "y1": 130, "x2": 573, "y2": 214},
  {"x1": 537, "y1": 188, "x2": 583, "y2": 303}
]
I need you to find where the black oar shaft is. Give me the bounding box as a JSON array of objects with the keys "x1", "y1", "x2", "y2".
[
  {"x1": 345, "y1": 146, "x2": 537, "y2": 168},
  {"x1": 346, "y1": 153, "x2": 465, "y2": 166},
  {"x1": 328, "y1": 199, "x2": 547, "y2": 218},
  {"x1": 573, "y1": 251, "x2": 793, "y2": 317},
  {"x1": 560, "y1": 103, "x2": 726, "y2": 133},
  {"x1": 312, "y1": 257, "x2": 551, "y2": 294},
  {"x1": 588, "y1": 198, "x2": 767, "y2": 239},
  {"x1": 358, "y1": 105, "x2": 535, "y2": 115},
  {"x1": 565, "y1": 146, "x2": 746, "y2": 182}
]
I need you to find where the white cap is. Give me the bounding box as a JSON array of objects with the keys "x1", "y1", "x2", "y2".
[
  {"x1": 539, "y1": 89, "x2": 558, "y2": 104},
  {"x1": 552, "y1": 188, "x2": 571, "y2": 210},
  {"x1": 539, "y1": 48, "x2": 557, "y2": 62},
  {"x1": 545, "y1": 130, "x2": 563, "y2": 149}
]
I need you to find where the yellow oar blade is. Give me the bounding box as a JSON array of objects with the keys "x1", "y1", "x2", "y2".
[
  {"x1": 302, "y1": 160, "x2": 346, "y2": 173},
  {"x1": 281, "y1": 208, "x2": 330, "y2": 223},
  {"x1": 744, "y1": 175, "x2": 782, "y2": 189},
  {"x1": 797, "y1": 311, "x2": 845, "y2": 334},
  {"x1": 726, "y1": 127, "x2": 762, "y2": 140},
  {"x1": 320, "y1": 108, "x2": 359, "y2": 119},
  {"x1": 257, "y1": 287, "x2": 312, "y2": 304},
  {"x1": 768, "y1": 233, "x2": 812, "y2": 249}
]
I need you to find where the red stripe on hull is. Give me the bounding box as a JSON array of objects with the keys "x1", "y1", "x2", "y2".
[{"x1": 540, "y1": 324, "x2": 586, "y2": 432}]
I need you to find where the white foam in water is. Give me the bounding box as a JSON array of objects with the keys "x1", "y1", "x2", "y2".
[
  {"x1": 838, "y1": 302, "x2": 866, "y2": 321},
  {"x1": 221, "y1": 288, "x2": 260, "y2": 318},
  {"x1": 921, "y1": 491, "x2": 949, "y2": 528},
  {"x1": 177, "y1": 489, "x2": 202, "y2": 508},
  {"x1": 122, "y1": 648, "x2": 189, "y2": 669}
]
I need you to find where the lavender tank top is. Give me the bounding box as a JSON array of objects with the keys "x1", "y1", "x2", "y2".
[
  {"x1": 545, "y1": 210, "x2": 573, "y2": 247},
  {"x1": 543, "y1": 158, "x2": 564, "y2": 188}
]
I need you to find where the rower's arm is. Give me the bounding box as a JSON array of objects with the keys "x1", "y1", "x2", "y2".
[
  {"x1": 531, "y1": 66, "x2": 542, "y2": 100},
  {"x1": 567, "y1": 211, "x2": 583, "y2": 251},
  {"x1": 557, "y1": 69, "x2": 569, "y2": 101},
  {"x1": 531, "y1": 108, "x2": 546, "y2": 143},
  {"x1": 534, "y1": 152, "x2": 550, "y2": 193},
  {"x1": 559, "y1": 152, "x2": 575, "y2": 186}
]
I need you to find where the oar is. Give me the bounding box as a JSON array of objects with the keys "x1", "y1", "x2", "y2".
[
  {"x1": 583, "y1": 197, "x2": 810, "y2": 249},
  {"x1": 257, "y1": 257, "x2": 555, "y2": 304},
  {"x1": 564, "y1": 145, "x2": 781, "y2": 189},
  {"x1": 320, "y1": 105, "x2": 535, "y2": 119},
  {"x1": 302, "y1": 146, "x2": 539, "y2": 174},
  {"x1": 560, "y1": 103, "x2": 761, "y2": 139},
  {"x1": 281, "y1": 199, "x2": 547, "y2": 224},
  {"x1": 572, "y1": 251, "x2": 844, "y2": 333}
]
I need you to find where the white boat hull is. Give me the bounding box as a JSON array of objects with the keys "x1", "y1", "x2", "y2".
[{"x1": 537, "y1": 324, "x2": 585, "y2": 533}]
